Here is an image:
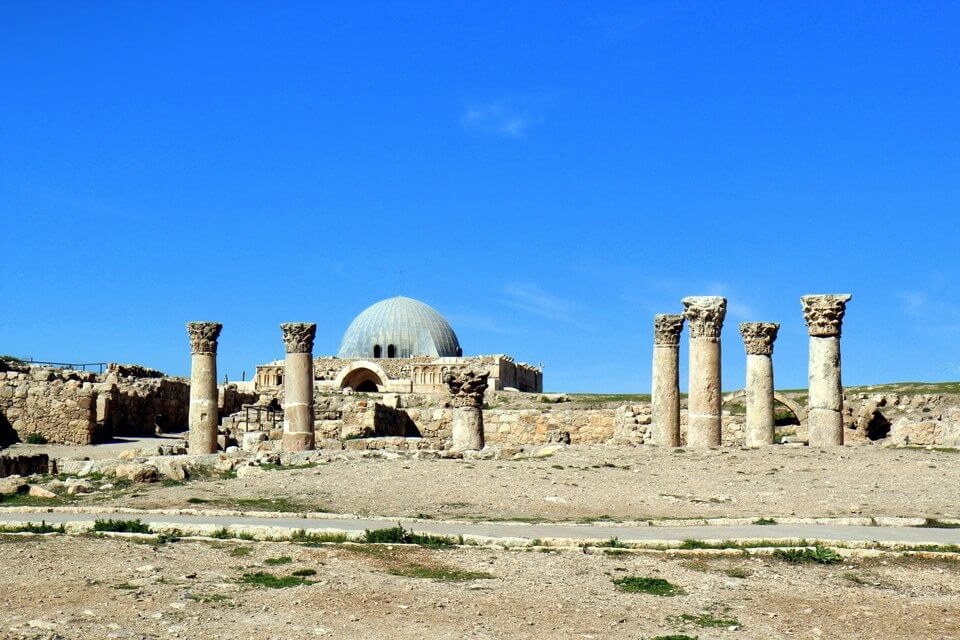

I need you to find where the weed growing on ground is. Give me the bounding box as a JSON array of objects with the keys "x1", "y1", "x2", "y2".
[
  {"x1": 387, "y1": 566, "x2": 493, "y2": 581},
  {"x1": 2, "y1": 521, "x2": 65, "y2": 534},
  {"x1": 290, "y1": 530, "x2": 348, "y2": 546},
  {"x1": 612, "y1": 577, "x2": 684, "y2": 596},
  {"x1": 917, "y1": 518, "x2": 960, "y2": 529},
  {"x1": 753, "y1": 518, "x2": 777, "y2": 525},
  {"x1": 230, "y1": 546, "x2": 252, "y2": 557},
  {"x1": 362, "y1": 525, "x2": 456, "y2": 548},
  {"x1": 238, "y1": 572, "x2": 315, "y2": 589},
  {"x1": 264, "y1": 556, "x2": 292, "y2": 566},
  {"x1": 291, "y1": 568, "x2": 317, "y2": 577},
  {"x1": 773, "y1": 546, "x2": 842, "y2": 564},
  {"x1": 672, "y1": 612, "x2": 741, "y2": 628},
  {"x1": 92, "y1": 519, "x2": 150, "y2": 534}
]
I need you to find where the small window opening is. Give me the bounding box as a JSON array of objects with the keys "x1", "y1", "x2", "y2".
[
  {"x1": 373, "y1": 345, "x2": 382, "y2": 358},
  {"x1": 387, "y1": 344, "x2": 396, "y2": 358}
]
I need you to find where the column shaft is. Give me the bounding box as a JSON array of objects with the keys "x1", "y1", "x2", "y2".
[
  {"x1": 745, "y1": 353, "x2": 775, "y2": 445},
  {"x1": 687, "y1": 337, "x2": 722, "y2": 446},
  {"x1": 189, "y1": 352, "x2": 218, "y2": 454},
  {"x1": 282, "y1": 351, "x2": 315, "y2": 451},
  {"x1": 652, "y1": 344, "x2": 681, "y2": 446},
  {"x1": 807, "y1": 335, "x2": 843, "y2": 445}
]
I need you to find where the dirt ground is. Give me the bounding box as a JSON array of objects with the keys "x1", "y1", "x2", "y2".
[
  {"x1": 0, "y1": 534, "x2": 957, "y2": 640},
  {"x1": 91, "y1": 445, "x2": 960, "y2": 521}
]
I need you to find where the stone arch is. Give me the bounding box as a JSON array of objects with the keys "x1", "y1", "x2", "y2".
[
  {"x1": 334, "y1": 361, "x2": 389, "y2": 392},
  {"x1": 721, "y1": 390, "x2": 807, "y2": 425}
]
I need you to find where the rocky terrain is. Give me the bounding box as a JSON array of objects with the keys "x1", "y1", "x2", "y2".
[{"x1": 0, "y1": 534, "x2": 957, "y2": 640}]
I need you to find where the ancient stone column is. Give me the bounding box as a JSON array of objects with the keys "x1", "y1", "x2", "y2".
[
  {"x1": 187, "y1": 322, "x2": 222, "y2": 454},
  {"x1": 280, "y1": 322, "x2": 317, "y2": 452},
  {"x1": 739, "y1": 322, "x2": 780, "y2": 446},
  {"x1": 802, "y1": 294, "x2": 852, "y2": 446},
  {"x1": 652, "y1": 314, "x2": 685, "y2": 446},
  {"x1": 682, "y1": 296, "x2": 727, "y2": 447},
  {"x1": 444, "y1": 371, "x2": 489, "y2": 451}
]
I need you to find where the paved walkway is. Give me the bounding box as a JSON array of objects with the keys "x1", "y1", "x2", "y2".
[{"x1": 2, "y1": 511, "x2": 959, "y2": 545}]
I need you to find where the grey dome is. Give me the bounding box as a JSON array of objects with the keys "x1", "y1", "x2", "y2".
[{"x1": 337, "y1": 296, "x2": 462, "y2": 359}]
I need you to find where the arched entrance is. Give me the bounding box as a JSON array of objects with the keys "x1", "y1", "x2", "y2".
[
  {"x1": 721, "y1": 390, "x2": 806, "y2": 427},
  {"x1": 334, "y1": 361, "x2": 389, "y2": 392}
]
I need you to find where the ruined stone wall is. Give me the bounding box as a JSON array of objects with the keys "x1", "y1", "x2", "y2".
[
  {"x1": 0, "y1": 366, "x2": 193, "y2": 445},
  {"x1": 844, "y1": 392, "x2": 960, "y2": 446},
  {"x1": 106, "y1": 377, "x2": 190, "y2": 436},
  {"x1": 0, "y1": 369, "x2": 102, "y2": 444}
]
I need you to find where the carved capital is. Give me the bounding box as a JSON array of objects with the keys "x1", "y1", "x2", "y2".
[
  {"x1": 739, "y1": 322, "x2": 780, "y2": 356},
  {"x1": 681, "y1": 296, "x2": 727, "y2": 339},
  {"x1": 280, "y1": 323, "x2": 317, "y2": 354},
  {"x1": 653, "y1": 314, "x2": 685, "y2": 346},
  {"x1": 801, "y1": 294, "x2": 852, "y2": 337},
  {"x1": 187, "y1": 322, "x2": 222, "y2": 355},
  {"x1": 444, "y1": 370, "x2": 489, "y2": 409}
]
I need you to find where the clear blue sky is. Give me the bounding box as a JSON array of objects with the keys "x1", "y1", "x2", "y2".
[{"x1": 2, "y1": 2, "x2": 958, "y2": 392}]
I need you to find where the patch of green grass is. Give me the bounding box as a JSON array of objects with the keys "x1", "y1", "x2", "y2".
[
  {"x1": 565, "y1": 393, "x2": 652, "y2": 405},
  {"x1": 362, "y1": 525, "x2": 456, "y2": 548},
  {"x1": 599, "y1": 536, "x2": 627, "y2": 548},
  {"x1": 24, "y1": 433, "x2": 48, "y2": 445},
  {"x1": 0, "y1": 492, "x2": 72, "y2": 507},
  {"x1": 258, "y1": 462, "x2": 318, "y2": 472},
  {"x1": 264, "y1": 556, "x2": 292, "y2": 566},
  {"x1": 187, "y1": 497, "x2": 209, "y2": 504},
  {"x1": 155, "y1": 532, "x2": 181, "y2": 544},
  {"x1": 238, "y1": 571, "x2": 315, "y2": 589},
  {"x1": 672, "y1": 612, "x2": 740, "y2": 628},
  {"x1": 773, "y1": 546, "x2": 842, "y2": 564},
  {"x1": 92, "y1": 519, "x2": 151, "y2": 534},
  {"x1": 917, "y1": 518, "x2": 960, "y2": 529},
  {"x1": 723, "y1": 567, "x2": 751, "y2": 579},
  {"x1": 290, "y1": 530, "x2": 349, "y2": 546},
  {"x1": 388, "y1": 566, "x2": 493, "y2": 581},
  {"x1": 2, "y1": 521, "x2": 65, "y2": 534},
  {"x1": 843, "y1": 572, "x2": 870, "y2": 586},
  {"x1": 291, "y1": 568, "x2": 317, "y2": 577},
  {"x1": 229, "y1": 546, "x2": 253, "y2": 557},
  {"x1": 612, "y1": 576, "x2": 684, "y2": 596},
  {"x1": 753, "y1": 518, "x2": 777, "y2": 525},
  {"x1": 185, "y1": 593, "x2": 234, "y2": 605}
]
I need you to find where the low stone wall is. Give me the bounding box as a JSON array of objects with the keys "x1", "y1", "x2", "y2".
[{"x1": 0, "y1": 453, "x2": 51, "y2": 477}]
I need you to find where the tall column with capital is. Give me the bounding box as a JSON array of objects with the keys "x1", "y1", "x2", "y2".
[
  {"x1": 187, "y1": 322, "x2": 222, "y2": 454},
  {"x1": 802, "y1": 294, "x2": 852, "y2": 446},
  {"x1": 739, "y1": 322, "x2": 780, "y2": 446},
  {"x1": 281, "y1": 322, "x2": 317, "y2": 451},
  {"x1": 652, "y1": 314, "x2": 684, "y2": 446},
  {"x1": 682, "y1": 296, "x2": 727, "y2": 447}
]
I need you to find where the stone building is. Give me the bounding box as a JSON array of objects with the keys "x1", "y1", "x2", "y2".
[{"x1": 254, "y1": 296, "x2": 542, "y2": 394}]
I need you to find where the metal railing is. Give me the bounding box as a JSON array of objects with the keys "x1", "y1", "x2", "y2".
[{"x1": 21, "y1": 358, "x2": 108, "y2": 374}]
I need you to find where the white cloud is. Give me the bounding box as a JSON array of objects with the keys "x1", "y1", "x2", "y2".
[
  {"x1": 502, "y1": 282, "x2": 573, "y2": 322},
  {"x1": 461, "y1": 99, "x2": 541, "y2": 138}
]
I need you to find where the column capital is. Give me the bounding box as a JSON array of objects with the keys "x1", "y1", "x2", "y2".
[
  {"x1": 444, "y1": 370, "x2": 489, "y2": 409},
  {"x1": 654, "y1": 314, "x2": 685, "y2": 346},
  {"x1": 739, "y1": 322, "x2": 780, "y2": 356},
  {"x1": 280, "y1": 323, "x2": 317, "y2": 354},
  {"x1": 186, "y1": 322, "x2": 222, "y2": 355},
  {"x1": 801, "y1": 294, "x2": 852, "y2": 337},
  {"x1": 681, "y1": 296, "x2": 727, "y2": 338}
]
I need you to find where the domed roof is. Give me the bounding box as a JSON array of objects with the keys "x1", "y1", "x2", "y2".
[{"x1": 337, "y1": 296, "x2": 462, "y2": 359}]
